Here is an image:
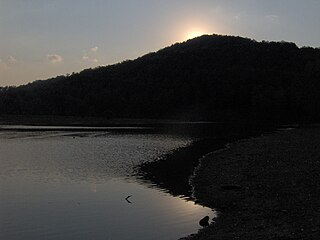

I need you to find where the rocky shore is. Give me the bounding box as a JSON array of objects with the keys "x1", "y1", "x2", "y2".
[{"x1": 183, "y1": 127, "x2": 320, "y2": 240}]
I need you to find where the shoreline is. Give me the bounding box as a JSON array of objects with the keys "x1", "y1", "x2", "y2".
[
  {"x1": 138, "y1": 138, "x2": 228, "y2": 199},
  {"x1": 182, "y1": 127, "x2": 320, "y2": 240},
  {"x1": 138, "y1": 123, "x2": 273, "y2": 200}
]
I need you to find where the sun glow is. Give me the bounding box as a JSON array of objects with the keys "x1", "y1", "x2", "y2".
[{"x1": 185, "y1": 30, "x2": 208, "y2": 40}]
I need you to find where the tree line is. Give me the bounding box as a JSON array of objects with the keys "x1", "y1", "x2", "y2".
[{"x1": 0, "y1": 34, "x2": 320, "y2": 123}]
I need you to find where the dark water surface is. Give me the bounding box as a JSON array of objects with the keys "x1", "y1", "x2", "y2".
[{"x1": 0, "y1": 128, "x2": 216, "y2": 240}]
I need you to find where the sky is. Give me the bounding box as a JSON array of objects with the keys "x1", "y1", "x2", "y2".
[{"x1": 1, "y1": 0, "x2": 320, "y2": 86}]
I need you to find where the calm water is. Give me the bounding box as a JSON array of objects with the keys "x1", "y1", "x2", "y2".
[{"x1": 0, "y1": 129, "x2": 215, "y2": 240}]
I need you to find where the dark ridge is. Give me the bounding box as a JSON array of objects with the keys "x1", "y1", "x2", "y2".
[{"x1": 1, "y1": 34, "x2": 320, "y2": 123}]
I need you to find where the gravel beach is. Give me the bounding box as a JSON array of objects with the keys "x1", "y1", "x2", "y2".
[{"x1": 183, "y1": 127, "x2": 320, "y2": 240}]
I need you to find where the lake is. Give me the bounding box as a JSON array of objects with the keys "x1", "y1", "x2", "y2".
[{"x1": 0, "y1": 128, "x2": 216, "y2": 240}]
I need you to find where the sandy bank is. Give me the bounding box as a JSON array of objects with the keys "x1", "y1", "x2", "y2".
[{"x1": 182, "y1": 127, "x2": 320, "y2": 240}]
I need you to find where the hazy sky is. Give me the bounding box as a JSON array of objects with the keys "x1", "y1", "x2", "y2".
[{"x1": 1, "y1": 0, "x2": 320, "y2": 86}]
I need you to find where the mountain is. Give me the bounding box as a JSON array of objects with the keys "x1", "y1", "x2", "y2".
[{"x1": 1, "y1": 34, "x2": 320, "y2": 123}]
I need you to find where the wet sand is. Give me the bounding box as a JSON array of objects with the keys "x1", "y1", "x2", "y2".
[{"x1": 183, "y1": 127, "x2": 320, "y2": 240}]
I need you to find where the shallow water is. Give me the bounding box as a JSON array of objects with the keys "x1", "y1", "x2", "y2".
[{"x1": 0, "y1": 130, "x2": 215, "y2": 240}]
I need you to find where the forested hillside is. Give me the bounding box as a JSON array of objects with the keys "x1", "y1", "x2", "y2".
[{"x1": 1, "y1": 34, "x2": 320, "y2": 123}]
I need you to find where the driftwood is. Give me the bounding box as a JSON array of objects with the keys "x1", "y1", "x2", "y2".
[{"x1": 125, "y1": 195, "x2": 132, "y2": 204}]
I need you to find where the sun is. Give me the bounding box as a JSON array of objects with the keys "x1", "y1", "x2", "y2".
[{"x1": 186, "y1": 30, "x2": 207, "y2": 40}]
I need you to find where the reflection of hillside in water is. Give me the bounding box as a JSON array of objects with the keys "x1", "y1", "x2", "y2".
[{"x1": 0, "y1": 131, "x2": 192, "y2": 183}]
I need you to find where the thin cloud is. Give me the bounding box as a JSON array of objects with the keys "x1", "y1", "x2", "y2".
[
  {"x1": 82, "y1": 56, "x2": 99, "y2": 63},
  {"x1": 7, "y1": 55, "x2": 17, "y2": 63},
  {"x1": 266, "y1": 15, "x2": 279, "y2": 22},
  {"x1": 81, "y1": 47, "x2": 99, "y2": 63},
  {"x1": 82, "y1": 55, "x2": 89, "y2": 61},
  {"x1": 91, "y1": 46, "x2": 99, "y2": 52},
  {"x1": 81, "y1": 54, "x2": 98, "y2": 63},
  {"x1": 47, "y1": 54, "x2": 63, "y2": 63}
]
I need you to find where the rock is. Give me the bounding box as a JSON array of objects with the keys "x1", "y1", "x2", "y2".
[{"x1": 199, "y1": 216, "x2": 210, "y2": 227}]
